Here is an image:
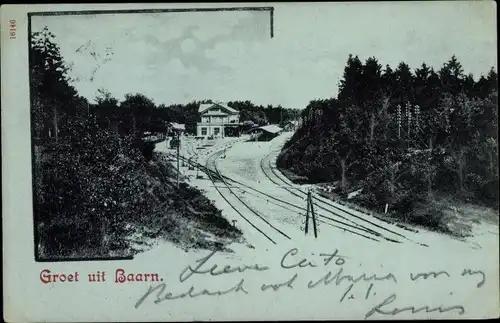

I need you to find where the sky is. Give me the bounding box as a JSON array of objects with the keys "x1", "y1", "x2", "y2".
[{"x1": 31, "y1": 2, "x2": 497, "y2": 110}]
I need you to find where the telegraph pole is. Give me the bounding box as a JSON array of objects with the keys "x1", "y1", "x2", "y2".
[
  {"x1": 304, "y1": 193, "x2": 310, "y2": 235},
  {"x1": 304, "y1": 189, "x2": 318, "y2": 238},
  {"x1": 309, "y1": 190, "x2": 318, "y2": 238},
  {"x1": 181, "y1": 132, "x2": 186, "y2": 167},
  {"x1": 176, "y1": 132, "x2": 180, "y2": 189}
]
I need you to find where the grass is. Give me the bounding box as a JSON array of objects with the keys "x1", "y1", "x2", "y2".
[{"x1": 431, "y1": 195, "x2": 499, "y2": 238}]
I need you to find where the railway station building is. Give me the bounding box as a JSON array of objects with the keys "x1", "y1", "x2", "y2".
[{"x1": 196, "y1": 102, "x2": 240, "y2": 138}]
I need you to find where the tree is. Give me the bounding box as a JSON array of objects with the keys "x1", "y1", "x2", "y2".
[
  {"x1": 360, "y1": 57, "x2": 384, "y2": 143},
  {"x1": 462, "y1": 73, "x2": 476, "y2": 97},
  {"x1": 381, "y1": 64, "x2": 396, "y2": 97},
  {"x1": 439, "y1": 93, "x2": 479, "y2": 192},
  {"x1": 361, "y1": 56, "x2": 383, "y2": 103},
  {"x1": 414, "y1": 62, "x2": 431, "y2": 106},
  {"x1": 338, "y1": 54, "x2": 364, "y2": 104},
  {"x1": 439, "y1": 55, "x2": 464, "y2": 95},
  {"x1": 120, "y1": 93, "x2": 156, "y2": 136},
  {"x1": 94, "y1": 88, "x2": 120, "y2": 133},
  {"x1": 394, "y1": 61, "x2": 414, "y2": 104},
  {"x1": 333, "y1": 102, "x2": 365, "y2": 192},
  {"x1": 278, "y1": 54, "x2": 499, "y2": 231},
  {"x1": 31, "y1": 26, "x2": 79, "y2": 142},
  {"x1": 486, "y1": 67, "x2": 498, "y2": 94},
  {"x1": 227, "y1": 100, "x2": 279, "y2": 126}
]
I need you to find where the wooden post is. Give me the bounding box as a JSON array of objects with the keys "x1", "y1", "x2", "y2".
[
  {"x1": 176, "y1": 133, "x2": 180, "y2": 189},
  {"x1": 304, "y1": 193, "x2": 310, "y2": 235},
  {"x1": 309, "y1": 191, "x2": 318, "y2": 238},
  {"x1": 180, "y1": 132, "x2": 186, "y2": 167}
]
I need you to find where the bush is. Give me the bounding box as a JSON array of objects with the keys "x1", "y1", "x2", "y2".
[
  {"x1": 477, "y1": 179, "x2": 499, "y2": 207},
  {"x1": 405, "y1": 200, "x2": 449, "y2": 233},
  {"x1": 35, "y1": 116, "x2": 242, "y2": 259},
  {"x1": 142, "y1": 141, "x2": 156, "y2": 162},
  {"x1": 36, "y1": 117, "x2": 146, "y2": 257}
]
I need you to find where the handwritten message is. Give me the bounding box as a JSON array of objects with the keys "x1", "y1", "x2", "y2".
[{"x1": 39, "y1": 248, "x2": 487, "y2": 319}]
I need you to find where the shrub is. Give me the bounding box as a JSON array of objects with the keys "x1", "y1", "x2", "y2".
[
  {"x1": 405, "y1": 200, "x2": 449, "y2": 233},
  {"x1": 142, "y1": 141, "x2": 156, "y2": 162},
  {"x1": 35, "y1": 117, "x2": 242, "y2": 259},
  {"x1": 36, "y1": 117, "x2": 145, "y2": 257}
]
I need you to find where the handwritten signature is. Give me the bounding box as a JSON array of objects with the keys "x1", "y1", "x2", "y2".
[{"x1": 365, "y1": 294, "x2": 465, "y2": 319}]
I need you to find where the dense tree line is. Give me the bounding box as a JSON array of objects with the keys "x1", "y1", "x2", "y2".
[
  {"x1": 34, "y1": 86, "x2": 299, "y2": 143},
  {"x1": 278, "y1": 54, "x2": 497, "y2": 230},
  {"x1": 83, "y1": 97, "x2": 299, "y2": 137},
  {"x1": 227, "y1": 100, "x2": 300, "y2": 127}
]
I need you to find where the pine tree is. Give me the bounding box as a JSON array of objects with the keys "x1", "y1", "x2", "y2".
[
  {"x1": 361, "y1": 56, "x2": 383, "y2": 103},
  {"x1": 463, "y1": 73, "x2": 476, "y2": 97},
  {"x1": 414, "y1": 62, "x2": 431, "y2": 108},
  {"x1": 381, "y1": 64, "x2": 396, "y2": 96},
  {"x1": 338, "y1": 54, "x2": 364, "y2": 104},
  {"x1": 394, "y1": 61, "x2": 414, "y2": 104},
  {"x1": 487, "y1": 67, "x2": 498, "y2": 93},
  {"x1": 439, "y1": 55, "x2": 464, "y2": 95},
  {"x1": 31, "y1": 26, "x2": 78, "y2": 142}
]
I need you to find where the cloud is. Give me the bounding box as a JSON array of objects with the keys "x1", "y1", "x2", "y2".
[
  {"x1": 191, "y1": 11, "x2": 255, "y2": 42},
  {"x1": 181, "y1": 38, "x2": 196, "y2": 54},
  {"x1": 32, "y1": 3, "x2": 496, "y2": 109},
  {"x1": 198, "y1": 37, "x2": 341, "y2": 109},
  {"x1": 162, "y1": 58, "x2": 198, "y2": 76}
]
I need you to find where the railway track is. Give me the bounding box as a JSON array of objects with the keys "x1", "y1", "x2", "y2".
[
  {"x1": 223, "y1": 187, "x2": 382, "y2": 242},
  {"x1": 204, "y1": 148, "x2": 292, "y2": 245},
  {"x1": 171, "y1": 151, "x2": 383, "y2": 243},
  {"x1": 165, "y1": 140, "x2": 427, "y2": 247},
  {"x1": 258, "y1": 152, "x2": 394, "y2": 242},
  {"x1": 260, "y1": 149, "x2": 429, "y2": 247}
]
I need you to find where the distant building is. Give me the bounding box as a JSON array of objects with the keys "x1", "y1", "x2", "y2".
[
  {"x1": 250, "y1": 124, "x2": 283, "y2": 141},
  {"x1": 197, "y1": 102, "x2": 240, "y2": 138},
  {"x1": 169, "y1": 122, "x2": 186, "y2": 131},
  {"x1": 283, "y1": 120, "x2": 299, "y2": 131},
  {"x1": 168, "y1": 122, "x2": 186, "y2": 136},
  {"x1": 166, "y1": 122, "x2": 185, "y2": 148}
]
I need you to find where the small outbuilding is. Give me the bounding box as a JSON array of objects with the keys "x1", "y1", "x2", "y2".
[
  {"x1": 167, "y1": 122, "x2": 186, "y2": 137},
  {"x1": 254, "y1": 124, "x2": 283, "y2": 141},
  {"x1": 283, "y1": 120, "x2": 300, "y2": 131}
]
